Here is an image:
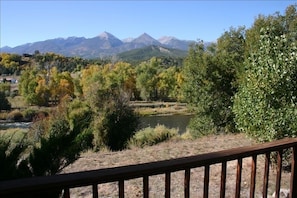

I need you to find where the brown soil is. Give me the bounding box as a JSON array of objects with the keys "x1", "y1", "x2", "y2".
[{"x1": 62, "y1": 133, "x2": 292, "y2": 198}]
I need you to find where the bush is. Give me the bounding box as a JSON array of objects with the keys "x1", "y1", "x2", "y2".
[
  {"x1": 22, "y1": 108, "x2": 38, "y2": 121},
  {"x1": 129, "y1": 125, "x2": 178, "y2": 148},
  {"x1": 0, "y1": 91, "x2": 11, "y2": 111},
  {"x1": 98, "y1": 102, "x2": 139, "y2": 151},
  {"x1": 187, "y1": 115, "x2": 217, "y2": 139},
  {"x1": 7, "y1": 110, "x2": 23, "y2": 121}
]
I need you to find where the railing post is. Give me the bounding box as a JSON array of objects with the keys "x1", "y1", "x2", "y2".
[
  {"x1": 184, "y1": 168, "x2": 190, "y2": 198},
  {"x1": 220, "y1": 161, "x2": 227, "y2": 198},
  {"x1": 92, "y1": 184, "x2": 98, "y2": 198},
  {"x1": 275, "y1": 150, "x2": 283, "y2": 198},
  {"x1": 63, "y1": 188, "x2": 70, "y2": 198},
  {"x1": 165, "y1": 172, "x2": 171, "y2": 198},
  {"x1": 119, "y1": 180, "x2": 124, "y2": 198},
  {"x1": 235, "y1": 158, "x2": 242, "y2": 198},
  {"x1": 290, "y1": 146, "x2": 297, "y2": 198},
  {"x1": 262, "y1": 152, "x2": 270, "y2": 198},
  {"x1": 250, "y1": 155, "x2": 257, "y2": 198},
  {"x1": 143, "y1": 175, "x2": 149, "y2": 198},
  {"x1": 203, "y1": 165, "x2": 210, "y2": 198}
]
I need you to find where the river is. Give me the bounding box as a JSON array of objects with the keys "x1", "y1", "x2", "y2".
[
  {"x1": 0, "y1": 122, "x2": 32, "y2": 130},
  {"x1": 0, "y1": 115, "x2": 193, "y2": 134},
  {"x1": 139, "y1": 114, "x2": 193, "y2": 134}
]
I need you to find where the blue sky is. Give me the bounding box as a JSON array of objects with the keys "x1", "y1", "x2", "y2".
[{"x1": 1, "y1": 1, "x2": 295, "y2": 48}]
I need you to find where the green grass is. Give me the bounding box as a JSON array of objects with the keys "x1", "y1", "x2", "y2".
[
  {"x1": 8, "y1": 96, "x2": 27, "y2": 109},
  {"x1": 128, "y1": 124, "x2": 179, "y2": 148},
  {"x1": 0, "y1": 128, "x2": 28, "y2": 152}
]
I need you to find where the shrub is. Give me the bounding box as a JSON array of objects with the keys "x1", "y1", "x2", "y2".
[
  {"x1": 7, "y1": 110, "x2": 23, "y2": 121},
  {"x1": 98, "y1": 102, "x2": 139, "y2": 151},
  {"x1": 0, "y1": 91, "x2": 11, "y2": 111},
  {"x1": 187, "y1": 115, "x2": 217, "y2": 139},
  {"x1": 129, "y1": 124, "x2": 178, "y2": 148},
  {"x1": 22, "y1": 108, "x2": 38, "y2": 121}
]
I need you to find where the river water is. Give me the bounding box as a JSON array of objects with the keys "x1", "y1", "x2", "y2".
[
  {"x1": 139, "y1": 114, "x2": 193, "y2": 134},
  {"x1": 0, "y1": 122, "x2": 32, "y2": 130},
  {"x1": 0, "y1": 115, "x2": 193, "y2": 134}
]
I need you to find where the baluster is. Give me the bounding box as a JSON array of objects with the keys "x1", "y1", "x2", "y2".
[
  {"x1": 203, "y1": 165, "x2": 210, "y2": 198},
  {"x1": 119, "y1": 180, "x2": 124, "y2": 198},
  {"x1": 250, "y1": 155, "x2": 257, "y2": 198},
  {"x1": 275, "y1": 150, "x2": 283, "y2": 198},
  {"x1": 262, "y1": 152, "x2": 270, "y2": 198},
  {"x1": 143, "y1": 175, "x2": 149, "y2": 198},
  {"x1": 92, "y1": 184, "x2": 98, "y2": 198},
  {"x1": 63, "y1": 188, "x2": 70, "y2": 198},
  {"x1": 220, "y1": 161, "x2": 227, "y2": 198},
  {"x1": 184, "y1": 168, "x2": 190, "y2": 198},
  {"x1": 235, "y1": 158, "x2": 242, "y2": 198},
  {"x1": 165, "y1": 172, "x2": 171, "y2": 198},
  {"x1": 290, "y1": 146, "x2": 297, "y2": 198}
]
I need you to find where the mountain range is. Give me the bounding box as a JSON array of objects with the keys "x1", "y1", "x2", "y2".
[{"x1": 1, "y1": 32, "x2": 196, "y2": 59}]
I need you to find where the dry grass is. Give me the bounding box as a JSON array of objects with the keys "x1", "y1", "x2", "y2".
[
  {"x1": 62, "y1": 133, "x2": 292, "y2": 198},
  {"x1": 132, "y1": 102, "x2": 190, "y2": 116}
]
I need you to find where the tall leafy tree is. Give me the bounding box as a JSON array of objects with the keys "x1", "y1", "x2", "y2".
[
  {"x1": 80, "y1": 63, "x2": 139, "y2": 150},
  {"x1": 136, "y1": 58, "x2": 159, "y2": 100},
  {"x1": 182, "y1": 41, "x2": 216, "y2": 136},
  {"x1": 157, "y1": 67, "x2": 178, "y2": 101},
  {"x1": 211, "y1": 27, "x2": 246, "y2": 132},
  {"x1": 183, "y1": 27, "x2": 246, "y2": 137},
  {"x1": 233, "y1": 27, "x2": 297, "y2": 142},
  {"x1": 233, "y1": 4, "x2": 297, "y2": 142},
  {"x1": 18, "y1": 68, "x2": 40, "y2": 105}
]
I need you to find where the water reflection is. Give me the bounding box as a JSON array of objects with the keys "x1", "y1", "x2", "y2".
[
  {"x1": 0, "y1": 115, "x2": 193, "y2": 133},
  {"x1": 139, "y1": 114, "x2": 193, "y2": 134}
]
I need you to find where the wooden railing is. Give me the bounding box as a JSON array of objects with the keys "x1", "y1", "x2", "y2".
[{"x1": 0, "y1": 138, "x2": 296, "y2": 198}]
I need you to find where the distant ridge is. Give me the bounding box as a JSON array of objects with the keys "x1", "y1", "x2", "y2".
[
  {"x1": 117, "y1": 45, "x2": 188, "y2": 62},
  {"x1": 0, "y1": 32, "x2": 197, "y2": 59}
]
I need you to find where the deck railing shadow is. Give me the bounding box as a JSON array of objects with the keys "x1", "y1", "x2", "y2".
[{"x1": 0, "y1": 138, "x2": 296, "y2": 198}]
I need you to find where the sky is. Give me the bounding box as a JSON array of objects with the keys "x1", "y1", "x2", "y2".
[{"x1": 0, "y1": 1, "x2": 296, "y2": 48}]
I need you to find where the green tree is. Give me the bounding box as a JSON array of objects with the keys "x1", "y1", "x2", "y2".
[
  {"x1": 107, "y1": 62, "x2": 137, "y2": 100},
  {"x1": 0, "y1": 91, "x2": 11, "y2": 111},
  {"x1": 0, "y1": 82, "x2": 11, "y2": 96},
  {"x1": 210, "y1": 27, "x2": 246, "y2": 132},
  {"x1": 182, "y1": 41, "x2": 216, "y2": 137},
  {"x1": 0, "y1": 53, "x2": 22, "y2": 75},
  {"x1": 80, "y1": 63, "x2": 140, "y2": 151},
  {"x1": 19, "y1": 66, "x2": 75, "y2": 106},
  {"x1": 245, "y1": 5, "x2": 297, "y2": 57},
  {"x1": 157, "y1": 67, "x2": 176, "y2": 101},
  {"x1": 183, "y1": 27, "x2": 246, "y2": 137},
  {"x1": 98, "y1": 95, "x2": 139, "y2": 151},
  {"x1": 18, "y1": 69, "x2": 40, "y2": 105},
  {"x1": 233, "y1": 27, "x2": 297, "y2": 142},
  {"x1": 136, "y1": 58, "x2": 159, "y2": 100}
]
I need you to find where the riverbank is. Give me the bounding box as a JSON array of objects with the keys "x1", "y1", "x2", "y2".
[{"x1": 130, "y1": 101, "x2": 191, "y2": 116}]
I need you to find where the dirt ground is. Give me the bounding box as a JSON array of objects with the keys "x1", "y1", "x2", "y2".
[{"x1": 62, "y1": 133, "x2": 292, "y2": 198}]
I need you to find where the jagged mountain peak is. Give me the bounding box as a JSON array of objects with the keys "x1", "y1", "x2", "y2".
[
  {"x1": 137, "y1": 33, "x2": 155, "y2": 40},
  {"x1": 98, "y1": 31, "x2": 118, "y2": 40},
  {"x1": 132, "y1": 33, "x2": 160, "y2": 45}
]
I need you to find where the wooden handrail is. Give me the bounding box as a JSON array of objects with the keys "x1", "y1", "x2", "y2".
[{"x1": 0, "y1": 137, "x2": 297, "y2": 197}]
